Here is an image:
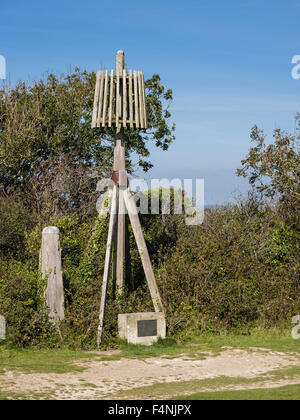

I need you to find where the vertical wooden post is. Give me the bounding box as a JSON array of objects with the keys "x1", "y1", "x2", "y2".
[
  {"x1": 114, "y1": 140, "x2": 126, "y2": 295},
  {"x1": 115, "y1": 50, "x2": 126, "y2": 295},
  {"x1": 116, "y1": 50, "x2": 124, "y2": 77},
  {"x1": 0, "y1": 315, "x2": 6, "y2": 340},
  {"x1": 41, "y1": 227, "x2": 64, "y2": 322}
]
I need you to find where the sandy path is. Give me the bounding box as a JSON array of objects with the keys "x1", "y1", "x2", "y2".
[{"x1": 1, "y1": 349, "x2": 299, "y2": 399}]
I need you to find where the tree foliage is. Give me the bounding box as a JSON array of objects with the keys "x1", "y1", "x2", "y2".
[
  {"x1": 0, "y1": 70, "x2": 175, "y2": 219},
  {"x1": 237, "y1": 119, "x2": 300, "y2": 225}
]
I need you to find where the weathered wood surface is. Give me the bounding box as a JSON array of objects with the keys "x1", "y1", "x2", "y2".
[
  {"x1": 96, "y1": 71, "x2": 105, "y2": 127},
  {"x1": 133, "y1": 70, "x2": 140, "y2": 128},
  {"x1": 138, "y1": 71, "x2": 144, "y2": 128},
  {"x1": 114, "y1": 137, "x2": 126, "y2": 295},
  {"x1": 0, "y1": 315, "x2": 6, "y2": 340},
  {"x1": 141, "y1": 72, "x2": 147, "y2": 127},
  {"x1": 41, "y1": 227, "x2": 65, "y2": 322},
  {"x1": 123, "y1": 188, "x2": 164, "y2": 313},
  {"x1": 128, "y1": 70, "x2": 134, "y2": 128},
  {"x1": 97, "y1": 185, "x2": 118, "y2": 347},
  {"x1": 102, "y1": 70, "x2": 109, "y2": 127},
  {"x1": 91, "y1": 51, "x2": 147, "y2": 129},
  {"x1": 123, "y1": 69, "x2": 127, "y2": 128},
  {"x1": 114, "y1": 52, "x2": 126, "y2": 295},
  {"x1": 116, "y1": 50, "x2": 124, "y2": 76},
  {"x1": 112, "y1": 212, "x2": 118, "y2": 290},
  {"x1": 92, "y1": 70, "x2": 101, "y2": 128},
  {"x1": 108, "y1": 70, "x2": 114, "y2": 127}
]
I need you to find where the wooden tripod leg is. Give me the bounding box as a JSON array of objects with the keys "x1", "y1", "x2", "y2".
[
  {"x1": 116, "y1": 187, "x2": 125, "y2": 295},
  {"x1": 96, "y1": 185, "x2": 118, "y2": 348},
  {"x1": 123, "y1": 187, "x2": 164, "y2": 313},
  {"x1": 112, "y1": 200, "x2": 118, "y2": 298}
]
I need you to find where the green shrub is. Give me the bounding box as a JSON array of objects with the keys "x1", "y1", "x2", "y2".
[
  {"x1": 0, "y1": 200, "x2": 299, "y2": 349},
  {"x1": 156, "y1": 204, "x2": 300, "y2": 336},
  {"x1": 0, "y1": 260, "x2": 57, "y2": 347}
]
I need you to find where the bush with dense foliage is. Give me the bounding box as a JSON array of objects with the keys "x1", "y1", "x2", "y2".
[
  {"x1": 0, "y1": 197, "x2": 299, "y2": 348},
  {"x1": 0, "y1": 70, "x2": 299, "y2": 348}
]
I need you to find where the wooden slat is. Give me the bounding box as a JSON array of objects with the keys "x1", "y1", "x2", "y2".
[
  {"x1": 116, "y1": 73, "x2": 120, "y2": 128},
  {"x1": 138, "y1": 72, "x2": 144, "y2": 128},
  {"x1": 93, "y1": 67, "x2": 148, "y2": 129},
  {"x1": 96, "y1": 71, "x2": 105, "y2": 127},
  {"x1": 123, "y1": 70, "x2": 127, "y2": 128},
  {"x1": 141, "y1": 72, "x2": 147, "y2": 129},
  {"x1": 133, "y1": 71, "x2": 139, "y2": 128},
  {"x1": 92, "y1": 71, "x2": 101, "y2": 128},
  {"x1": 101, "y1": 70, "x2": 109, "y2": 127},
  {"x1": 128, "y1": 70, "x2": 133, "y2": 128},
  {"x1": 108, "y1": 70, "x2": 114, "y2": 127}
]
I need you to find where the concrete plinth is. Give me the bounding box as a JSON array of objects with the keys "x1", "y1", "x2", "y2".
[{"x1": 118, "y1": 312, "x2": 166, "y2": 345}]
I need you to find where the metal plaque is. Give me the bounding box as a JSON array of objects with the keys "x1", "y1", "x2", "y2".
[{"x1": 137, "y1": 320, "x2": 157, "y2": 337}]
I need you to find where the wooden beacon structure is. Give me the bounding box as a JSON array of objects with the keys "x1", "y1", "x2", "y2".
[
  {"x1": 92, "y1": 67, "x2": 147, "y2": 129},
  {"x1": 92, "y1": 51, "x2": 165, "y2": 347}
]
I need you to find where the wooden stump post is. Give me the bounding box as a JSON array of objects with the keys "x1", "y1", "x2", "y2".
[
  {"x1": 41, "y1": 227, "x2": 65, "y2": 322},
  {"x1": 0, "y1": 315, "x2": 6, "y2": 340}
]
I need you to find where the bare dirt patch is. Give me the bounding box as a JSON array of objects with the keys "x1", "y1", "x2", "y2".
[{"x1": 1, "y1": 348, "x2": 299, "y2": 399}]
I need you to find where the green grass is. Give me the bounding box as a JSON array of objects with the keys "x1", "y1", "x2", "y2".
[
  {"x1": 1, "y1": 330, "x2": 299, "y2": 400},
  {"x1": 94, "y1": 337, "x2": 217, "y2": 362},
  {"x1": 111, "y1": 330, "x2": 300, "y2": 361},
  {"x1": 174, "y1": 384, "x2": 300, "y2": 400},
  {"x1": 187, "y1": 331, "x2": 300, "y2": 354},
  {"x1": 117, "y1": 337, "x2": 214, "y2": 359},
  {"x1": 0, "y1": 330, "x2": 299, "y2": 375},
  {"x1": 106, "y1": 365, "x2": 300, "y2": 400},
  {"x1": 0, "y1": 391, "x2": 54, "y2": 400},
  {"x1": 0, "y1": 346, "x2": 100, "y2": 374}
]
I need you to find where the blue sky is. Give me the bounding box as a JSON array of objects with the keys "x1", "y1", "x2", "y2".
[{"x1": 1, "y1": 0, "x2": 299, "y2": 205}]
